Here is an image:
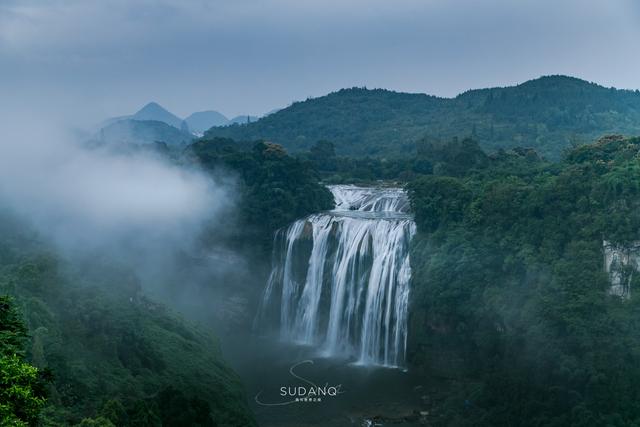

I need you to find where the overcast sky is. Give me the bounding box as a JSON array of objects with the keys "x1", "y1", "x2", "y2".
[{"x1": 1, "y1": 0, "x2": 639, "y2": 122}]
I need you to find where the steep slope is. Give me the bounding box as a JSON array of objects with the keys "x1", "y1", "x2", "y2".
[
  {"x1": 0, "y1": 213, "x2": 256, "y2": 426},
  {"x1": 204, "y1": 76, "x2": 640, "y2": 159}
]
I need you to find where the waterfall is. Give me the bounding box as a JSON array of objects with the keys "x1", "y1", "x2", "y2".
[
  {"x1": 256, "y1": 185, "x2": 416, "y2": 367},
  {"x1": 331, "y1": 185, "x2": 411, "y2": 213}
]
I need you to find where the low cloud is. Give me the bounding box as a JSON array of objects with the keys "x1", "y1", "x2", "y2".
[{"x1": 0, "y1": 108, "x2": 235, "y2": 263}]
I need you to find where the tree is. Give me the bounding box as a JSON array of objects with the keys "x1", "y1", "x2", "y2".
[
  {"x1": 408, "y1": 175, "x2": 472, "y2": 232},
  {"x1": 75, "y1": 418, "x2": 116, "y2": 427},
  {"x1": 309, "y1": 140, "x2": 337, "y2": 171},
  {"x1": 187, "y1": 137, "x2": 334, "y2": 250},
  {"x1": 0, "y1": 296, "x2": 47, "y2": 426},
  {"x1": 407, "y1": 136, "x2": 640, "y2": 425},
  {"x1": 0, "y1": 296, "x2": 27, "y2": 356},
  {"x1": 416, "y1": 136, "x2": 488, "y2": 176}
]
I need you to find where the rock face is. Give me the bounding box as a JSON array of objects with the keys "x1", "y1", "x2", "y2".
[{"x1": 603, "y1": 240, "x2": 640, "y2": 298}]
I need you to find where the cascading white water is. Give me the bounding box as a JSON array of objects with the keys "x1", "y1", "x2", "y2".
[
  {"x1": 256, "y1": 185, "x2": 415, "y2": 367},
  {"x1": 331, "y1": 184, "x2": 411, "y2": 214}
]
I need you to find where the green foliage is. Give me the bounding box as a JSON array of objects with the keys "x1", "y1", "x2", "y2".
[
  {"x1": 204, "y1": 76, "x2": 640, "y2": 159},
  {"x1": 308, "y1": 140, "x2": 337, "y2": 172},
  {"x1": 408, "y1": 136, "x2": 640, "y2": 426},
  {"x1": 0, "y1": 214, "x2": 256, "y2": 426},
  {"x1": 300, "y1": 136, "x2": 491, "y2": 184},
  {"x1": 297, "y1": 140, "x2": 428, "y2": 183},
  {"x1": 0, "y1": 297, "x2": 46, "y2": 427},
  {"x1": 75, "y1": 417, "x2": 116, "y2": 427},
  {"x1": 0, "y1": 354, "x2": 46, "y2": 427},
  {"x1": 155, "y1": 386, "x2": 215, "y2": 426},
  {"x1": 187, "y1": 137, "x2": 334, "y2": 249},
  {"x1": 0, "y1": 296, "x2": 28, "y2": 357},
  {"x1": 408, "y1": 176, "x2": 471, "y2": 232},
  {"x1": 98, "y1": 399, "x2": 126, "y2": 425},
  {"x1": 416, "y1": 136, "x2": 488, "y2": 176}
]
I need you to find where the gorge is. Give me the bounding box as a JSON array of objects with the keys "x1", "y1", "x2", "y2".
[{"x1": 4, "y1": 1, "x2": 640, "y2": 424}]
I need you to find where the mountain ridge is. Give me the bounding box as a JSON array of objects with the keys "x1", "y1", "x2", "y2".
[
  {"x1": 203, "y1": 75, "x2": 640, "y2": 159},
  {"x1": 102, "y1": 103, "x2": 259, "y2": 135}
]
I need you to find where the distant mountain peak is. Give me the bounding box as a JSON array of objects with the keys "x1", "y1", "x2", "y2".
[
  {"x1": 140, "y1": 101, "x2": 163, "y2": 108},
  {"x1": 131, "y1": 102, "x2": 183, "y2": 129},
  {"x1": 101, "y1": 103, "x2": 262, "y2": 136},
  {"x1": 134, "y1": 101, "x2": 173, "y2": 116}
]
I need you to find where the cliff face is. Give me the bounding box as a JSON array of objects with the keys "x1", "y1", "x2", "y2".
[{"x1": 603, "y1": 240, "x2": 640, "y2": 298}]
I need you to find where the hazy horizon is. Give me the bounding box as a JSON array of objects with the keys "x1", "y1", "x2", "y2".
[
  {"x1": 123, "y1": 73, "x2": 640, "y2": 122},
  {"x1": 2, "y1": 0, "x2": 640, "y2": 123}
]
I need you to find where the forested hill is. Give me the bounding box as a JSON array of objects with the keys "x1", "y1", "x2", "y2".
[
  {"x1": 406, "y1": 135, "x2": 640, "y2": 425},
  {"x1": 204, "y1": 75, "x2": 640, "y2": 159},
  {"x1": 0, "y1": 213, "x2": 256, "y2": 426}
]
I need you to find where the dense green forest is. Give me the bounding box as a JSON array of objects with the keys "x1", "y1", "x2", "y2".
[
  {"x1": 6, "y1": 0, "x2": 640, "y2": 425},
  {"x1": 186, "y1": 137, "x2": 334, "y2": 250},
  {"x1": 0, "y1": 213, "x2": 256, "y2": 426},
  {"x1": 407, "y1": 135, "x2": 640, "y2": 426},
  {"x1": 5, "y1": 97, "x2": 640, "y2": 426},
  {"x1": 1, "y1": 295, "x2": 48, "y2": 426},
  {"x1": 0, "y1": 135, "x2": 337, "y2": 426},
  {"x1": 297, "y1": 136, "x2": 493, "y2": 183},
  {"x1": 204, "y1": 76, "x2": 640, "y2": 159}
]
